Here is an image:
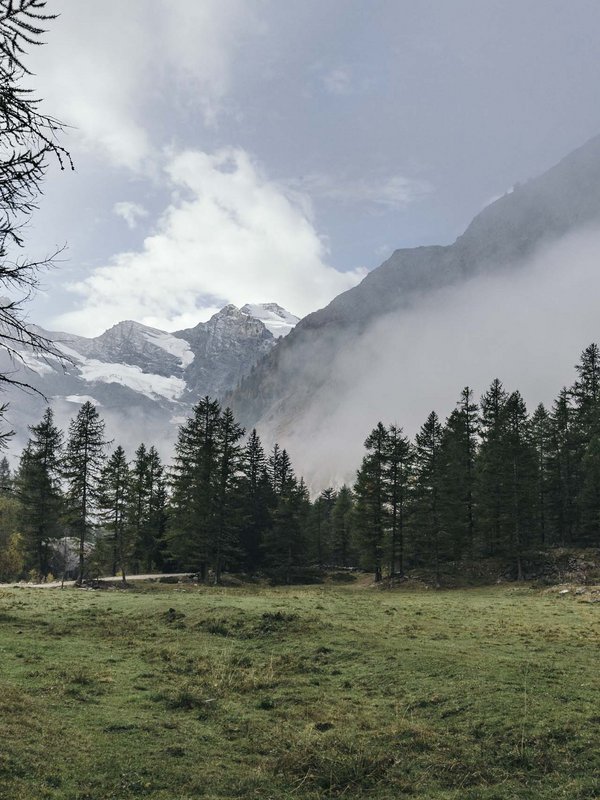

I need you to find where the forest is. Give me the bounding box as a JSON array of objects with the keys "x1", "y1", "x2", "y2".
[{"x1": 1, "y1": 341, "x2": 599, "y2": 587}]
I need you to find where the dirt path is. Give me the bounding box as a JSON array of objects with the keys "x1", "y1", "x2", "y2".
[{"x1": 1, "y1": 573, "x2": 194, "y2": 589}]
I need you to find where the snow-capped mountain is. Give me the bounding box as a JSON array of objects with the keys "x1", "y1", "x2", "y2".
[{"x1": 0, "y1": 302, "x2": 298, "y2": 457}]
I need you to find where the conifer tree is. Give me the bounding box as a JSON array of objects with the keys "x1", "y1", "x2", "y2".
[
  {"x1": 476, "y1": 379, "x2": 510, "y2": 555},
  {"x1": 385, "y1": 424, "x2": 412, "y2": 577},
  {"x1": 353, "y1": 422, "x2": 389, "y2": 582},
  {"x1": 98, "y1": 446, "x2": 132, "y2": 580},
  {"x1": 503, "y1": 391, "x2": 537, "y2": 579},
  {"x1": 412, "y1": 411, "x2": 444, "y2": 585},
  {"x1": 238, "y1": 429, "x2": 272, "y2": 571},
  {"x1": 62, "y1": 402, "x2": 107, "y2": 584},
  {"x1": 331, "y1": 485, "x2": 354, "y2": 567},
  {"x1": 16, "y1": 407, "x2": 63, "y2": 578},
  {"x1": 263, "y1": 447, "x2": 309, "y2": 583},
  {"x1": 531, "y1": 403, "x2": 552, "y2": 546},
  {"x1": 212, "y1": 407, "x2": 245, "y2": 583},
  {"x1": 547, "y1": 388, "x2": 579, "y2": 544},
  {"x1": 0, "y1": 456, "x2": 12, "y2": 491},
  {"x1": 169, "y1": 397, "x2": 222, "y2": 579},
  {"x1": 313, "y1": 487, "x2": 336, "y2": 568}
]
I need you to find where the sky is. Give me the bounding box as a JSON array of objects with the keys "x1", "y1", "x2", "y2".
[{"x1": 20, "y1": 0, "x2": 600, "y2": 336}]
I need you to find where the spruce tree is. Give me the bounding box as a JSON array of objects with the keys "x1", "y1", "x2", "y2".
[
  {"x1": 385, "y1": 424, "x2": 412, "y2": 577},
  {"x1": 353, "y1": 423, "x2": 389, "y2": 582},
  {"x1": 547, "y1": 389, "x2": 579, "y2": 544},
  {"x1": 238, "y1": 429, "x2": 272, "y2": 572},
  {"x1": 16, "y1": 407, "x2": 63, "y2": 579},
  {"x1": 476, "y1": 379, "x2": 510, "y2": 556},
  {"x1": 531, "y1": 403, "x2": 552, "y2": 546},
  {"x1": 331, "y1": 485, "x2": 355, "y2": 567},
  {"x1": 98, "y1": 446, "x2": 132, "y2": 580},
  {"x1": 213, "y1": 407, "x2": 245, "y2": 583},
  {"x1": 62, "y1": 402, "x2": 107, "y2": 584},
  {"x1": 412, "y1": 411, "x2": 444, "y2": 586},
  {"x1": 263, "y1": 447, "x2": 309, "y2": 583},
  {"x1": 169, "y1": 397, "x2": 222, "y2": 579}
]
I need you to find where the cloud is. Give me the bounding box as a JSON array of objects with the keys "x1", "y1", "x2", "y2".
[
  {"x1": 30, "y1": 0, "x2": 259, "y2": 171},
  {"x1": 53, "y1": 148, "x2": 366, "y2": 335},
  {"x1": 113, "y1": 202, "x2": 149, "y2": 230},
  {"x1": 259, "y1": 226, "x2": 600, "y2": 489},
  {"x1": 293, "y1": 172, "x2": 431, "y2": 210}
]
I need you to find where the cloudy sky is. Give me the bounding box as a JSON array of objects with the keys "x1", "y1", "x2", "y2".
[{"x1": 22, "y1": 0, "x2": 600, "y2": 335}]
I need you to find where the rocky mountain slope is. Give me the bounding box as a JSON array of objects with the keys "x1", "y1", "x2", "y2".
[
  {"x1": 226, "y1": 134, "x2": 600, "y2": 484},
  {"x1": 0, "y1": 303, "x2": 298, "y2": 456}
]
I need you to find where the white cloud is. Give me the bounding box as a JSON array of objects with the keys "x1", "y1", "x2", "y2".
[
  {"x1": 294, "y1": 172, "x2": 431, "y2": 210},
  {"x1": 29, "y1": 0, "x2": 258, "y2": 171},
  {"x1": 53, "y1": 148, "x2": 366, "y2": 336},
  {"x1": 114, "y1": 201, "x2": 149, "y2": 230}
]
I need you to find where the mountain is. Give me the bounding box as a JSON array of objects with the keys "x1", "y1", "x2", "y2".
[
  {"x1": 0, "y1": 302, "x2": 298, "y2": 457},
  {"x1": 226, "y1": 134, "x2": 600, "y2": 484}
]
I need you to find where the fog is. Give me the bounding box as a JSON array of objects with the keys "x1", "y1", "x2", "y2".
[{"x1": 267, "y1": 226, "x2": 600, "y2": 490}]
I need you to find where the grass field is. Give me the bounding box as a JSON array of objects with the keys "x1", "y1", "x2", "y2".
[{"x1": 0, "y1": 580, "x2": 598, "y2": 799}]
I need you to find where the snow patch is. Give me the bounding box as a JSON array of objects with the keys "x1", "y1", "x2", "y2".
[
  {"x1": 143, "y1": 330, "x2": 194, "y2": 367},
  {"x1": 19, "y1": 352, "x2": 56, "y2": 375},
  {"x1": 241, "y1": 303, "x2": 299, "y2": 338},
  {"x1": 78, "y1": 359, "x2": 186, "y2": 402},
  {"x1": 63, "y1": 395, "x2": 102, "y2": 406}
]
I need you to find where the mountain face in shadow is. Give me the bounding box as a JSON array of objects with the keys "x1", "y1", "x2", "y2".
[{"x1": 227, "y1": 134, "x2": 600, "y2": 473}]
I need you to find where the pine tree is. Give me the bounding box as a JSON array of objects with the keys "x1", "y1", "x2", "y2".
[
  {"x1": 353, "y1": 423, "x2": 389, "y2": 582},
  {"x1": 263, "y1": 447, "x2": 309, "y2": 583},
  {"x1": 0, "y1": 456, "x2": 12, "y2": 491},
  {"x1": 212, "y1": 407, "x2": 245, "y2": 583},
  {"x1": 385, "y1": 424, "x2": 412, "y2": 577},
  {"x1": 531, "y1": 403, "x2": 552, "y2": 546},
  {"x1": 331, "y1": 485, "x2": 354, "y2": 567},
  {"x1": 503, "y1": 391, "x2": 537, "y2": 580},
  {"x1": 169, "y1": 397, "x2": 222, "y2": 579},
  {"x1": 547, "y1": 389, "x2": 579, "y2": 544},
  {"x1": 238, "y1": 429, "x2": 272, "y2": 572},
  {"x1": 62, "y1": 402, "x2": 107, "y2": 584},
  {"x1": 412, "y1": 411, "x2": 444, "y2": 586},
  {"x1": 98, "y1": 446, "x2": 132, "y2": 580},
  {"x1": 313, "y1": 487, "x2": 336, "y2": 568},
  {"x1": 476, "y1": 379, "x2": 510, "y2": 556},
  {"x1": 16, "y1": 407, "x2": 63, "y2": 578}
]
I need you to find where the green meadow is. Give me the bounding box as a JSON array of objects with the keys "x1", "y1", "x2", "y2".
[{"x1": 0, "y1": 581, "x2": 598, "y2": 800}]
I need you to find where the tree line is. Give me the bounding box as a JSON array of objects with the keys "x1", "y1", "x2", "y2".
[{"x1": 0, "y1": 343, "x2": 600, "y2": 585}]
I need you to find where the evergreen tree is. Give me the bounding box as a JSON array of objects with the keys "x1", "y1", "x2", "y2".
[
  {"x1": 169, "y1": 397, "x2": 222, "y2": 579},
  {"x1": 62, "y1": 402, "x2": 107, "y2": 584},
  {"x1": 412, "y1": 411, "x2": 444, "y2": 586},
  {"x1": 385, "y1": 424, "x2": 412, "y2": 577},
  {"x1": 503, "y1": 391, "x2": 537, "y2": 580},
  {"x1": 353, "y1": 423, "x2": 389, "y2": 582},
  {"x1": 16, "y1": 407, "x2": 63, "y2": 578},
  {"x1": 263, "y1": 448, "x2": 309, "y2": 583},
  {"x1": 313, "y1": 487, "x2": 336, "y2": 568},
  {"x1": 0, "y1": 456, "x2": 12, "y2": 491},
  {"x1": 98, "y1": 446, "x2": 132, "y2": 580},
  {"x1": 331, "y1": 485, "x2": 355, "y2": 567},
  {"x1": 531, "y1": 403, "x2": 552, "y2": 546},
  {"x1": 238, "y1": 429, "x2": 272, "y2": 572},
  {"x1": 476, "y1": 379, "x2": 510, "y2": 556},
  {"x1": 213, "y1": 407, "x2": 245, "y2": 583},
  {"x1": 547, "y1": 388, "x2": 579, "y2": 544}
]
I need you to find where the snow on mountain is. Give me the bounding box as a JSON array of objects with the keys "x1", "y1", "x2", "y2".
[
  {"x1": 240, "y1": 303, "x2": 299, "y2": 338},
  {"x1": 143, "y1": 329, "x2": 194, "y2": 368},
  {"x1": 77, "y1": 359, "x2": 187, "y2": 403},
  {"x1": 0, "y1": 300, "x2": 299, "y2": 458}
]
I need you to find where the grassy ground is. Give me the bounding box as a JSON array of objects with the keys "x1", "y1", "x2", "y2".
[{"x1": 0, "y1": 580, "x2": 598, "y2": 800}]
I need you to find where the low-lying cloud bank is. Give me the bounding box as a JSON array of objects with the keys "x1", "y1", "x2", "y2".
[{"x1": 267, "y1": 226, "x2": 600, "y2": 489}]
